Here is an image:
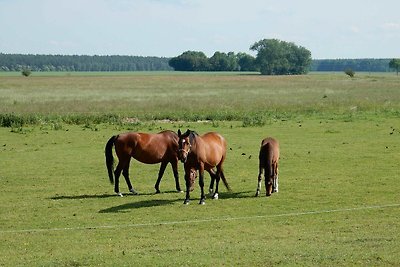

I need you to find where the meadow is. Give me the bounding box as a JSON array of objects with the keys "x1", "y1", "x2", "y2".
[{"x1": 0, "y1": 72, "x2": 399, "y2": 266}]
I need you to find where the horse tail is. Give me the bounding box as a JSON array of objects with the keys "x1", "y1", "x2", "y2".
[
  {"x1": 105, "y1": 135, "x2": 118, "y2": 184},
  {"x1": 265, "y1": 143, "x2": 274, "y2": 178},
  {"x1": 221, "y1": 174, "x2": 232, "y2": 192}
]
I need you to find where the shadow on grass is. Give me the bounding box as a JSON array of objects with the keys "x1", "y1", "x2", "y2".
[
  {"x1": 218, "y1": 190, "x2": 255, "y2": 199},
  {"x1": 99, "y1": 199, "x2": 180, "y2": 213},
  {"x1": 49, "y1": 190, "x2": 182, "y2": 200},
  {"x1": 50, "y1": 194, "x2": 117, "y2": 200},
  {"x1": 50, "y1": 190, "x2": 255, "y2": 213}
]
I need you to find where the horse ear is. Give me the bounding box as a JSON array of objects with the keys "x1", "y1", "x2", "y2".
[{"x1": 178, "y1": 129, "x2": 181, "y2": 136}]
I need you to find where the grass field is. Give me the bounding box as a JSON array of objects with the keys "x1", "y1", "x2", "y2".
[
  {"x1": 1, "y1": 71, "x2": 399, "y2": 124},
  {"x1": 0, "y1": 72, "x2": 399, "y2": 266}
]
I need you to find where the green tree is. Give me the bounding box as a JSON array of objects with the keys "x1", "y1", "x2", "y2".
[
  {"x1": 237, "y1": 52, "x2": 258, "y2": 71},
  {"x1": 21, "y1": 68, "x2": 31, "y2": 77},
  {"x1": 250, "y1": 39, "x2": 312, "y2": 75},
  {"x1": 169, "y1": 51, "x2": 209, "y2": 71},
  {"x1": 209, "y1": 51, "x2": 238, "y2": 71},
  {"x1": 389, "y1": 58, "x2": 400, "y2": 75}
]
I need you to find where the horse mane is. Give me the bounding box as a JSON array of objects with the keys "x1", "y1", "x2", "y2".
[{"x1": 183, "y1": 129, "x2": 198, "y2": 145}]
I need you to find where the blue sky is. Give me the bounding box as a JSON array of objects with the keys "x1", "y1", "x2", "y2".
[{"x1": 0, "y1": 0, "x2": 399, "y2": 59}]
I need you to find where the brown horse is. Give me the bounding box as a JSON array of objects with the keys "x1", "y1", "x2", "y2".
[
  {"x1": 178, "y1": 129, "x2": 231, "y2": 205},
  {"x1": 105, "y1": 130, "x2": 181, "y2": 196},
  {"x1": 255, "y1": 137, "x2": 280, "y2": 197}
]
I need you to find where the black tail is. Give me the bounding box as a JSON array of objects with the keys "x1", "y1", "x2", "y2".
[
  {"x1": 265, "y1": 143, "x2": 273, "y2": 178},
  {"x1": 221, "y1": 174, "x2": 232, "y2": 192},
  {"x1": 105, "y1": 135, "x2": 117, "y2": 184}
]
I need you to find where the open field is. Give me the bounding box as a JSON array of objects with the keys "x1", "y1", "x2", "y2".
[
  {"x1": 0, "y1": 72, "x2": 400, "y2": 265},
  {"x1": 1, "y1": 72, "x2": 399, "y2": 124}
]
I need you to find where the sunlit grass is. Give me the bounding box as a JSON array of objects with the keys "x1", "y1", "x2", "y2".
[
  {"x1": 0, "y1": 118, "x2": 399, "y2": 265},
  {"x1": 1, "y1": 72, "x2": 399, "y2": 124}
]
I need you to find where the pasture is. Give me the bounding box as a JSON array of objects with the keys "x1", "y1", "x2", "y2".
[{"x1": 0, "y1": 72, "x2": 399, "y2": 266}]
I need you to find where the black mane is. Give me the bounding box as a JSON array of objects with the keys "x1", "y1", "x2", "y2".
[{"x1": 183, "y1": 129, "x2": 198, "y2": 145}]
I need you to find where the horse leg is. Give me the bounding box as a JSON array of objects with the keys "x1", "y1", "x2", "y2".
[
  {"x1": 213, "y1": 168, "x2": 222, "y2": 200},
  {"x1": 273, "y1": 174, "x2": 279, "y2": 193},
  {"x1": 122, "y1": 160, "x2": 137, "y2": 195},
  {"x1": 114, "y1": 163, "x2": 123, "y2": 197},
  {"x1": 273, "y1": 164, "x2": 279, "y2": 193},
  {"x1": 154, "y1": 161, "x2": 168, "y2": 194},
  {"x1": 171, "y1": 160, "x2": 182, "y2": 192},
  {"x1": 183, "y1": 169, "x2": 191, "y2": 204},
  {"x1": 255, "y1": 166, "x2": 264, "y2": 197},
  {"x1": 208, "y1": 168, "x2": 217, "y2": 196},
  {"x1": 265, "y1": 175, "x2": 273, "y2": 197},
  {"x1": 199, "y1": 167, "x2": 206, "y2": 205}
]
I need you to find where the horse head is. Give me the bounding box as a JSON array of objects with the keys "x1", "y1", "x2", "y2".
[
  {"x1": 177, "y1": 129, "x2": 196, "y2": 163},
  {"x1": 188, "y1": 168, "x2": 197, "y2": 191}
]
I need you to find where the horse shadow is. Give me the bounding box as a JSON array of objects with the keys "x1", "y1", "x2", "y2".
[
  {"x1": 218, "y1": 190, "x2": 254, "y2": 200},
  {"x1": 49, "y1": 191, "x2": 162, "y2": 200},
  {"x1": 50, "y1": 190, "x2": 256, "y2": 213},
  {"x1": 50, "y1": 194, "x2": 117, "y2": 200},
  {"x1": 98, "y1": 198, "x2": 180, "y2": 213}
]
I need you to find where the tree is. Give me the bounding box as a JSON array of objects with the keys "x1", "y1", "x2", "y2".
[
  {"x1": 209, "y1": 51, "x2": 239, "y2": 71},
  {"x1": 21, "y1": 68, "x2": 31, "y2": 77},
  {"x1": 389, "y1": 58, "x2": 400, "y2": 75},
  {"x1": 250, "y1": 39, "x2": 312, "y2": 75},
  {"x1": 344, "y1": 68, "x2": 355, "y2": 78},
  {"x1": 237, "y1": 53, "x2": 258, "y2": 71},
  {"x1": 168, "y1": 51, "x2": 210, "y2": 71}
]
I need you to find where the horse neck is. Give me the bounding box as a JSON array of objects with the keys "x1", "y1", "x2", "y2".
[{"x1": 189, "y1": 134, "x2": 201, "y2": 155}]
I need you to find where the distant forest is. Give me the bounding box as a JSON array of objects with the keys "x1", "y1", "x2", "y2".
[
  {"x1": 0, "y1": 54, "x2": 172, "y2": 72},
  {"x1": 0, "y1": 53, "x2": 393, "y2": 72},
  {"x1": 311, "y1": 58, "x2": 391, "y2": 72}
]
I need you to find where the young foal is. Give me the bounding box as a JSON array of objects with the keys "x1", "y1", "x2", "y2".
[
  {"x1": 105, "y1": 130, "x2": 181, "y2": 196},
  {"x1": 178, "y1": 129, "x2": 230, "y2": 205},
  {"x1": 255, "y1": 137, "x2": 280, "y2": 197}
]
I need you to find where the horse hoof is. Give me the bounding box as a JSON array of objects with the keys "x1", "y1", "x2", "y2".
[
  {"x1": 212, "y1": 193, "x2": 219, "y2": 200},
  {"x1": 255, "y1": 192, "x2": 260, "y2": 197},
  {"x1": 199, "y1": 200, "x2": 205, "y2": 205},
  {"x1": 130, "y1": 189, "x2": 138, "y2": 195},
  {"x1": 183, "y1": 199, "x2": 190, "y2": 205},
  {"x1": 117, "y1": 193, "x2": 123, "y2": 197},
  {"x1": 155, "y1": 190, "x2": 161, "y2": 194}
]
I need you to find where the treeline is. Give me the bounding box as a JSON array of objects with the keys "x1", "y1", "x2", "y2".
[
  {"x1": 169, "y1": 39, "x2": 312, "y2": 75},
  {"x1": 0, "y1": 53, "x2": 172, "y2": 71},
  {"x1": 0, "y1": 53, "x2": 394, "y2": 73},
  {"x1": 168, "y1": 51, "x2": 258, "y2": 72},
  {"x1": 311, "y1": 59, "x2": 392, "y2": 72}
]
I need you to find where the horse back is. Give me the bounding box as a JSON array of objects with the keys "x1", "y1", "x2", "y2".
[
  {"x1": 115, "y1": 131, "x2": 178, "y2": 164},
  {"x1": 259, "y1": 137, "x2": 280, "y2": 164},
  {"x1": 198, "y1": 132, "x2": 227, "y2": 168}
]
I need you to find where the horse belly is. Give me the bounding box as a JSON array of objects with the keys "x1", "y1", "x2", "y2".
[{"x1": 132, "y1": 149, "x2": 165, "y2": 164}]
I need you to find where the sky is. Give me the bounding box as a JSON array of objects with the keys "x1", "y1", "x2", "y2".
[{"x1": 0, "y1": 0, "x2": 399, "y2": 59}]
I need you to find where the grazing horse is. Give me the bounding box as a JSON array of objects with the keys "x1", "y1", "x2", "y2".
[
  {"x1": 178, "y1": 129, "x2": 231, "y2": 205},
  {"x1": 105, "y1": 130, "x2": 181, "y2": 196},
  {"x1": 255, "y1": 137, "x2": 280, "y2": 197}
]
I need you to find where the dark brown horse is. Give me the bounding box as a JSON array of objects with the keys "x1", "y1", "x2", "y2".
[
  {"x1": 105, "y1": 130, "x2": 181, "y2": 196},
  {"x1": 255, "y1": 137, "x2": 280, "y2": 197},
  {"x1": 178, "y1": 129, "x2": 231, "y2": 204}
]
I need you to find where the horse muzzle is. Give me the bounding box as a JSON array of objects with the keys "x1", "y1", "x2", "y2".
[{"x1": 180, "y1": 156, "x2": 187, "y2": 163}]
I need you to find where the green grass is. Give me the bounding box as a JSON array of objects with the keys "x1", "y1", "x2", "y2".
[
  {"x1": 1, "y1": 117, "x2": 400, "y2": 266},
  {"x1": 1, "y1": 72, "x2": 399, "y2": 125},
  {"x1": 1, "y1": 72, "x2": 400, "y2": 265}
]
